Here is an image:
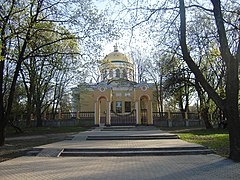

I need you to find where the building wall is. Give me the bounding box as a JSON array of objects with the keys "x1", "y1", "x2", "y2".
[{"x1": 76, "y1": 83, "x2": 158, "y2": 113}]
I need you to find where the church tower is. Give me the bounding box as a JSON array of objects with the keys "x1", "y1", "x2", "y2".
[{"x1": 72, "y1": 43, "x2": 154, "y2": 126}]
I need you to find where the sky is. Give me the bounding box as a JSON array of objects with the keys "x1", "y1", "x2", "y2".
[
  {"x1": 94, "y1": 0, "x2": 217, "y2": 56},
  {"x1": 93, "y1": 0, "x2": 154, "y2": 56}
]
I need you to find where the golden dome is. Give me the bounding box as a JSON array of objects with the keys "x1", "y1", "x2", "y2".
[
  {"x1": 102, "y1": 44, "x2": 133, "y2": 64},
  {"x1": 99, "y1": 44, "x2": 134, "y2": 82}
]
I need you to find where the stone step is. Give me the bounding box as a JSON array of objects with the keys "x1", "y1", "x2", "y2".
[
  {"x1": 63, "y1": 146, "x2": 208, "y2": 152},
  {"x1": 101, "y1": 126, "x2": 158, "y2": 131},
  {"x1": 60, "y1": 148, "x2": 213, "y2": 157},
  {"x1": 103, "y1": 126, "x2": 136, "y2": 129},
  {"x1": 86, "y1": 135, "x2": 179, "y2": 140}
]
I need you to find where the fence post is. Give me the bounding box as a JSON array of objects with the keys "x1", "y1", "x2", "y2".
[
  {"x1": 168, "y1": 119, "x2": 172, "y2": 127},
  {"x1": 167, "y1": 111, "x2": 172, "y2": 127},
  {"x1": 185, "y1": 112, "x2": 189, "y2": 127},
  {"x1": 58, "y1": 110, "x2": 62, "y2": 120},
  {"x1": 167, "y1": 111, "x2": 171, "y2": 119},
  {"x1": 43, "y1": 112, "x2": 47, "y2": 120}
]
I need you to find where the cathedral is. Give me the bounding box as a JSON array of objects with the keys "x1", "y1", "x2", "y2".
[{"x1": 72, "y1": 45, "x2": 156, "y2": 126}]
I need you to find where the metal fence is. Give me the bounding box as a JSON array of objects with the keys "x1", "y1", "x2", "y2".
[
  {"x1": 111, "y1": 110, "x2": 136, "y2": 125},
  {"x1": 153, "y1": 112, "x2": 203, "y2": 127},
  {"x1": 13, "y1": 111, "x2": 203, "y2": 127}
]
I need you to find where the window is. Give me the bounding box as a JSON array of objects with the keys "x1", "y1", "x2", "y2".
[
  {"x1": 116, "y1": 101, "x2": 122, "y2": 113},
  {"x1": 116, "y1": 69, "x2": 120, "y2": 78},
  {"x1": 125, "y1": 93, "x2": 131, "y2": 97},
  {"x1": 129, "y1": 70, "x2": 133, "y2": 80},
  {"x1": 125, "y1": 101, "x2": 131, "y2": 112},
  {"x1": 123, "y1": 69, "x2": 128, "y2": 79},
  {"x1": 109, "y1": 69, "x2": 113, "y2": 78}
]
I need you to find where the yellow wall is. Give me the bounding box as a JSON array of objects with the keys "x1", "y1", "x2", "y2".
[{"x1": 78, "y1": 83, "x2": 159, "y2": 113}]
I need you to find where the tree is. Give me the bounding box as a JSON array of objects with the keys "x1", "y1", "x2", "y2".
[
  {"x1": 179, "y1": 0, "x2": 240, "y2": 161},
  {"x1": 0, "y1": 0, "x2": 114, "y2": 145},
  {"x1": 147, "y1": 60, "x2": 164, "y2": 116},
  {"x1": 164, "y1": 66, "x2": 193, "y2": 115},
  {"x1": 20, "y1": 23, "x2": 79, "y2": 127}
]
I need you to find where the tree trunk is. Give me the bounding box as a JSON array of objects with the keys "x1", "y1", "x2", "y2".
[
  {"x1": 26, "y1": 100, "x2": 32, "y2": 127},
  {"x1": 0, "y1": 61, "x2": 6, "y2": 146},
  {"x1": 225, "y1": 56, "x2": 240, "y2": 161},
  {"x1": 201, "y1": 107, "x2": 213, "y2": 129},
  {"x1": 0, "y1": 125, "x2": 5, "y2": 146},
  {"x1": 195, "y1": 81, "x2": 213, "y2": 129},
  {"x1": 35, "y1": 94, "x2": 43, "y2": 127},
  {"x1": 36, "y1": 115, "x2": 42, "y2": 127},
  {"x1": 36, "y1": 107, "x2": 42, "y2": 127}
]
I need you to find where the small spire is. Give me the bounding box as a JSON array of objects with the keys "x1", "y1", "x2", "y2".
[{"x1": 113, "y1": 43, "x2": 118, "y2": 52}]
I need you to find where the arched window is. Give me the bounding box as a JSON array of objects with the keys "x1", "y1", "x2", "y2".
[
  {"x1": 129, "y1": 70, "x2": 133, "y2": 80},
  {"x1": 109, "y1": 69, "x2": 113, "y2": 78},
  {"x1": 123, "y1": 69, "x2": 128, "y2": 79},
  {"x1": 116, "y1": 69, "x2": 120, "y2": 78}
]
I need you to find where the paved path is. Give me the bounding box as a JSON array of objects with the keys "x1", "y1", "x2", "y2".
[{"x1": 0, "y1": 127, "x2": 239, "y2": 180}]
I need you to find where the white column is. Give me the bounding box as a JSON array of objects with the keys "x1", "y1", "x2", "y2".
[
  {"x1": 149, "y1": 101, "x2": 153, "y2": 125},
  {"x1": 94, "y1": 102, "x2": 100, "y2": 126},
  {"x1": 135, "y1": 101, "x2": 138, "y2": 125},
  {"x1": 108, "y1": 101, "x2": 111, "y2": 125},
  {"x1": 94, "y1": 102, "x2": 97, "y2": 125}
]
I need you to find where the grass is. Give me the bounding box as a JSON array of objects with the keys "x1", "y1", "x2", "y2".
[
  {"x1": 0, "y1": 126, "x2": 91, "y2": 162},
  {"x1": 175, "y1": 128, "x2": 229, "y2": 157}
]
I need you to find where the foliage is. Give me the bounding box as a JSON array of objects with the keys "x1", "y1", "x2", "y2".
[{"x1": 0, "y1": 0, "x2": 115, "y2": 145}]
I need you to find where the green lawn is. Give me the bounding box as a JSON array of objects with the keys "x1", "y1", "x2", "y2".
[{"x1": 176, "y1": 129, "x2": 229, "y2": 157}]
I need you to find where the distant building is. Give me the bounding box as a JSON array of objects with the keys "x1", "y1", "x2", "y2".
[{"x1": 72, "y1": 44, "x2": 156, "y2": 126}]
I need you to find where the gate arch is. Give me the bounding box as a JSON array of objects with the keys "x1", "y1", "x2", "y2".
[
  {"x1": 98, "y1": 96, "x2": 107, "y2": 125},
  {"x1": 140, "y1": 95, "x2": 149, "y2": 125},
  {"x1": 134, "y1": 86, "x2": 153, "y2": 125}
]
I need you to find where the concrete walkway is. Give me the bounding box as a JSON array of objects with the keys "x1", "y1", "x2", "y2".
[{"x1": 0, "y1": 127, "x2": 239, "y2": 180}]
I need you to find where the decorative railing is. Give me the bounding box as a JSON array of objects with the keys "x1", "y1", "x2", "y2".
[
  {"x1": 12, "y1": 111, "x2": 203, "y2": 127},
  {"x1": 14, "y1": 111, "x2": 201, "y2": 121}
]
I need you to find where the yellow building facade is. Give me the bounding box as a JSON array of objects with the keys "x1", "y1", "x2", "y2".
[{"x1": 72, "y1": 45, "x2": 154, "y2": 126}]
